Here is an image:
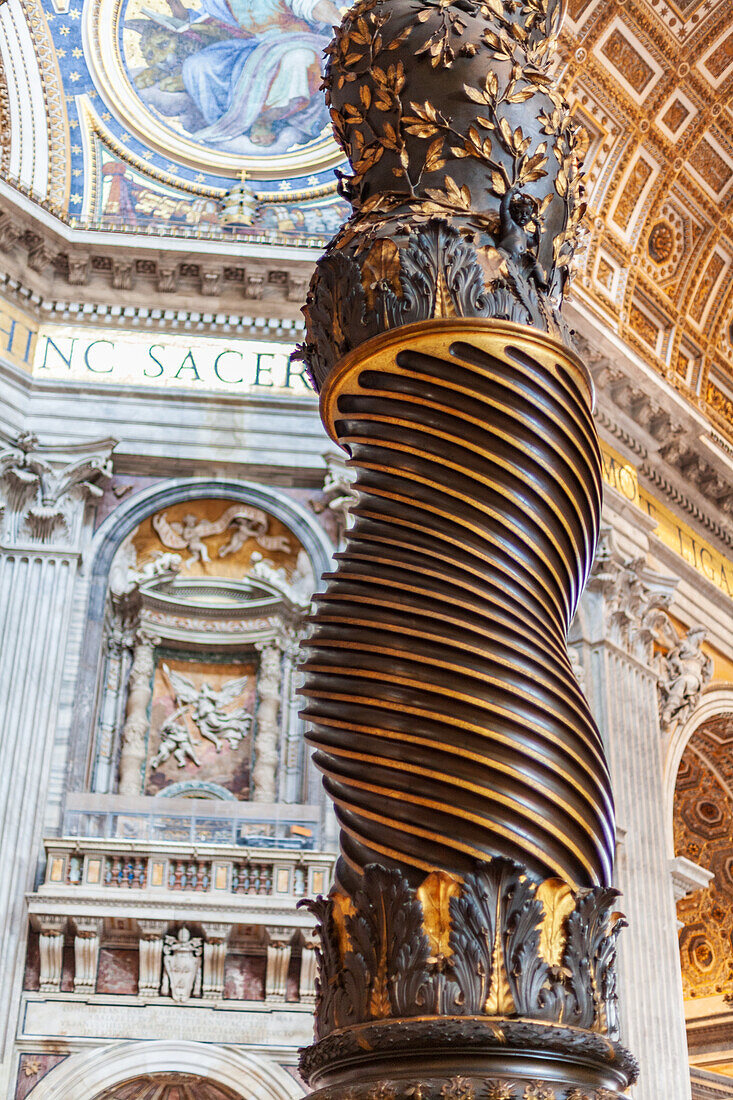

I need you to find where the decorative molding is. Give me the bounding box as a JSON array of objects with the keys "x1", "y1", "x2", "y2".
[
  {"x1": 588, "y1": 527, "x2": 677, "y2": 664},
  {"x1": 669, "y1": 856, "x2": 715, "y2": 903},
  {"x1": 301, "y1": 860, "x2": 627, "y2": 1044},
  {"x1": 0, "y1": 431, "x2": 115, "y2": 547}
]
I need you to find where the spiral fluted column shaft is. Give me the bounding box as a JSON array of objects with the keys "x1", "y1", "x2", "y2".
[{"x1": 302, "y1": 321, "x2": 614, "y2": 891}]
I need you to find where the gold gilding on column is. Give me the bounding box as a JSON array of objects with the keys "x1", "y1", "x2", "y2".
[{"x1": 301, "y1": 320, "x2": 614, "y2": 891}]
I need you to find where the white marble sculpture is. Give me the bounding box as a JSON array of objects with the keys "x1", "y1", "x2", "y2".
[
  {"x1": 659, "y1": 626, "x2": 713, "y2": 733},
  {"x1": 161, "y1": 927, "x2": 202, "y2": 1002}
]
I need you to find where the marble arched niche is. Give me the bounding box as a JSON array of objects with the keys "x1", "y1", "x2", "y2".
[
  {"x1": 663, "y1": 686, "x2": 733, "y2": 858},
  {"x1": 64, "y1": 478, "x2": 335, "y2": 818},
  {"x1": 24, "y1": 1040, "x2": 303, "y2": 1100}
]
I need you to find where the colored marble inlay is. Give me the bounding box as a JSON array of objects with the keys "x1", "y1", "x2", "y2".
[{"x1": 600, "y1": 29, "x2": 655, "y2": 94}]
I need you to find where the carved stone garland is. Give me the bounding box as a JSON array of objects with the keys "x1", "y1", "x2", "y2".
[{"x1": 296, "y1": 0, "x2": 637, "y2": 1097}]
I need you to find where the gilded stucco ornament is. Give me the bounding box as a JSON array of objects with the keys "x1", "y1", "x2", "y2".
[{"x1": 298, "y1": 0, "x2": 586, "y2": 387}]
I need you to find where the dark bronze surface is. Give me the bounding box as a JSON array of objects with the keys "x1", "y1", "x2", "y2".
[
  {"x1": 301, "y1": 321, "x2": 613, "y2": 892},
  {"x1": 294, "y1": 0, "x2": 635, "y2": 1091},
  {"x1": 296, "y1": 0, "x2": 586, "y2": 386}
]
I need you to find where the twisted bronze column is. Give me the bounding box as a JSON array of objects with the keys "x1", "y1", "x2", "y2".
[{"x1": 296, "y1": 0, "x2": 638, "y2": 1096}]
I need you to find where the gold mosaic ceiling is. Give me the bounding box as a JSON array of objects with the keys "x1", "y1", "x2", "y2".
[
  {"x1": 675, "y1": 713, "x2": 733, "y2": 1003},
  {"x1": 557, "y1": 0, "x2": 733, "y2": 440}
]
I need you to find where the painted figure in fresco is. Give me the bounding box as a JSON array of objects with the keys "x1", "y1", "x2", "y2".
[{"x1": 126, "y1": 0, "x2": 341, "y2": 153}]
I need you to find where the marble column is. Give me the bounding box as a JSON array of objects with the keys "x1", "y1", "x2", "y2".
[
  {"x1": 91, "y1": 596, "x2": 136, "y2": 793},
  {"x1": 201, "y1": 922, "x2": 231, "y2": 1000},
  {"x1": 577, "y1": 521, "x2": 691, "y2": 1100},
  {"x1": 252, "y1": 639, "x2": 283, "y2": 803},
  {"x1": 72, "y1": 916, "x2": 103, "y2": 994},
  {"x1": 0, "y1": 433, "x2": 114, "y2": 1066},
  {"x1": 265, "y1": 926, "x2": 292, "y2": 1002},
  {"x1": 118, "y1": 628, "x2": 159, "y2": 795},
  {"x1": 137, "y1": 919, "x2": 167, "y2": 996}
]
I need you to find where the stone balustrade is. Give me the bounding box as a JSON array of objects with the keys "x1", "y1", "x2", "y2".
[
  {"x1": 24, "y1": 837, "x2": 336, "y2": 1006},
  {"x1": 32, "y1": 837, "x2": 334, "y2": 921}
]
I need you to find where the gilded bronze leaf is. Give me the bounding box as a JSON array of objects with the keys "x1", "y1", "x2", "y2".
[
  {"x1": 332, "y1": 890, "x2": 357, "y2": 959},
  {"x1": 536, "y1": 877, "x2": 575, "y2": 967},
  {"x1": 417, "y1": 870, "x2": 460, "y2": 961}
]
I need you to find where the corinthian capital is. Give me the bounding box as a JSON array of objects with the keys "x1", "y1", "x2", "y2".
[
  {"x1": 0, "y1": 431, "x2": 116, "y2": 547},
  {"x1": 588, "y1": 527, "x2": 677, "y2": 664}
]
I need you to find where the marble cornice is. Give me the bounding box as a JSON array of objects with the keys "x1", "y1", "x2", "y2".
[
  {"x1": 575, "y1": 323, "x2": 733, "y2": 561},
  {"x1": 0, "y1": 188, "x2": 316, "y2": 317}
]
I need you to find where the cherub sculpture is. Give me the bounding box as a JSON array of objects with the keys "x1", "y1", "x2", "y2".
[
  {"x1": 150, "y1": 707, "x2": 201, "y2": 769},
  {"x1": 496, "y1": 189, "x2": 548, "y2": 292},
  {"x1": 659, "y1": 626, "x2": 713, "y2": 733}
]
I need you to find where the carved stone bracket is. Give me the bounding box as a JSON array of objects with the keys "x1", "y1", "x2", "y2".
[
  {"x1": 0, "y1": 431, "x2": 115, "y2": 548},
  {"x1": 265, "y1": 925, "x2": 293, "y2": 1003},
  {"x1": 35, "y1": 915, "x2": 67, "y2": 993},
  {"x1": 72, "y1": 916, "x2": 103, "y2": 994},
  {"x1": 201, "y1": 922, "x2": 231, "y2": 1000},
  {"x1": 299, "y1": 934, "x2": 318, "y2": 1004},
  {"x1": 137, "y1": 919, "x2": 167, "y2": 996}
]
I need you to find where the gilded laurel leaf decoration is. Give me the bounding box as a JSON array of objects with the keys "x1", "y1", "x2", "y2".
[
  {"x1": 297, "y1": 0, "x2": 588, "y2": 386},
  {"x1": 417, "y1": 870, "x2": 461, "y2": 963}
]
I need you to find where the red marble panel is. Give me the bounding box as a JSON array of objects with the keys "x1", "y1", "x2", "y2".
[
  {"x1": 15, "y1": 1055, "x2": 67, "y2": 1100},
  {"x1": 23, "y1": 933, "x2": 40, "y2": 991},
  {"x1": 97, "y1": 948, "x2": 139, "y2": 995},
  {"x1": 223, "y1": 953, "x2": 265, "y2": 1000}
]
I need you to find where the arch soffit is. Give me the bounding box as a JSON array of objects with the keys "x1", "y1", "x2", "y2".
[
  {"x1": 663, "y1": 684, "x2": 733, "y2": 857},
  {"x1": 26, "y1": 1040, "x2": 304, "y2": 1100}
]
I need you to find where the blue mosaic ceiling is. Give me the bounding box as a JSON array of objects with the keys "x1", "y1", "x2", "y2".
[{"x1": 13, "y1": 0, "x2": 350, "y2": 241}]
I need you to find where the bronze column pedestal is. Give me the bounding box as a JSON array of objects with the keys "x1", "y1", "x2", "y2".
[{"x1": 294, "y1": 0, "x2": 639, "y2": 1096}]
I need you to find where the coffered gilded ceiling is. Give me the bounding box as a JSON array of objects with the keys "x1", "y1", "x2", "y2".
[
  {"x1": 676, "y1": 713, "x2": 733, "y2": 1003},
  {"x1": 557, "y1": 0, "x2": 733, "y2": 443},
  {"x1": 5, "y1": 0, "x2": 733, "y2": 435}
]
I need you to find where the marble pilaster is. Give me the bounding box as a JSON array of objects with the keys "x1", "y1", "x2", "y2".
[
  {"x1": 117, "y1": 629, "x2": 159, "y2": 795},
  {"x1": 0, "y1": 433, "x2": 114, "y2": 1061},
  {"x1": 577, "y1": 518, "x2": 691, "y2": 1100}
]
